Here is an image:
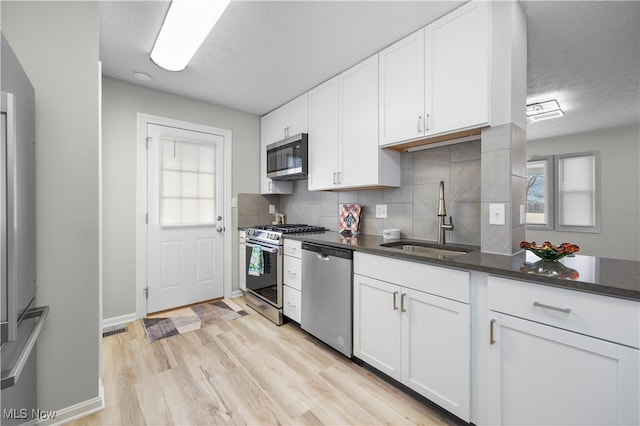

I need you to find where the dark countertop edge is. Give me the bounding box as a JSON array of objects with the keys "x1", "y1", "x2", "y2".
[{"x1": 283, "y1": 232, "x2": 640, "y2": 302}]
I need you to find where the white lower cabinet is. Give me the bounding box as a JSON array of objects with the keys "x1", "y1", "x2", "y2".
[
  {"x1": 487, "y1": 276, "x2": 640, "y2": 425},
  {"x1": 353, "y1": 253, "x2": 471, "y2": 421},
  {"x1": 283, "y1": 239, "x2": 302, "y2": 322}
]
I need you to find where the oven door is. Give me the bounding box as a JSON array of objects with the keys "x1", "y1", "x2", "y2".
[{"x1": 245, "y1": 241, "x2": 282, "y2": 308}]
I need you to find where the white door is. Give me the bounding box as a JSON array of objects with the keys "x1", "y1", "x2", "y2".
[
  {"x1": 378, "y1": 28, "x2": 425, "y2": 146},
  {"x1": 488, "y1": 312, "x2": 640, "y2": 425},
  {"x1": 401, "y1": 288, "x2": 471, "y2": 422},
  {"x1": 307, "y1": 76, "x2": 340, "y2": 190},
  {"x1": 146, "y1": 123, "x2": 225, "y2": 313},
  {"x1": 340, "y1": 54, "x2": 379, "y2": 187},
  {"x1": 353, "y1": 274, "x2": 402, "y2": 381}
]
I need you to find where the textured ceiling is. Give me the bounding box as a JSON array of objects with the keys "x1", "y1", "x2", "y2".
[{"x1": 99, "y1": 1, "x2": 640, "y2": 141}]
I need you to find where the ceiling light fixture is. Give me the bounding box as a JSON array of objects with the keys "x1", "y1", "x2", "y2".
[
  {"x1": 526, "y1": 99, "x2": 565, "y2": 123},
  {"x1": 150, "y1": 0, "x2": 231, "y2": 72}
]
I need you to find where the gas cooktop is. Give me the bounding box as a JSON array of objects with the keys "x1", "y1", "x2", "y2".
[
  {"x1": 245, "y1": 224, "x2": 326, "y2": 246},
  {"x1": 253, "y1": 224, "x2": 326, "y2": 234}
]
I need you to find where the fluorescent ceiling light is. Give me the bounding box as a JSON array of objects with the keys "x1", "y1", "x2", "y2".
[
  {"x1": 150, "y1": 0, "x2": 231, "y2": 72},
  {"x1": 526, "y1": 99, "x2": 564, "y2": 123}
]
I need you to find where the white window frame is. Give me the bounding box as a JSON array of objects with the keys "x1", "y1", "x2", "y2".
[
  {"x1": 526, "y1": 156, "x2": 554, "y2": 230},
  {"x1": 554, "y1": 151, "x2": 600, "y2": 233},
  {"x1": 526, "y1": 152, "x2": 600, "y2": 234}
]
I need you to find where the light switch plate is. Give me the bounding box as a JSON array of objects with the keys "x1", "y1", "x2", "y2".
[
  {"x1": 489, "y1": 203, "x2": 505, "y2": 225},
  {"x1": 376, "y1": 204, "x2": 388, "y2": 219},
  {"x1": 520, "y1": 204, "x2": 525, "y2": 225},
  {"x1": 269, "y1": 204, "x2": 276, "y2": 214}
]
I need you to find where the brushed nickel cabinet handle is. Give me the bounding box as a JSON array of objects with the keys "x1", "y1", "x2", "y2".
[
  {"x1": 533, "y1": 301, "x2": 571, "y2": 314},
  {"x1": 490, "y1": 319, "x2": 496, "y2": 345},
  {"x1": 417, "y1": 115, "x2": 423, "y2": 133},
  {"x1": 393, "y1": 291, "x2": 399, "y2": 310},
  {"x1": 400, "y1": 293, "x2": 407, "y2": 313}
]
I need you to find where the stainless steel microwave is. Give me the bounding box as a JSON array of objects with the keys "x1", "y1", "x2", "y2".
[{"x1": 266, "y1": 133, "x2": 308, "y2": 180}]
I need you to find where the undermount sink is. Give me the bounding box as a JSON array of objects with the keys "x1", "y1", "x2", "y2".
[{"x1": 380, "y1": 240, "x2": 472, "y2": 257}]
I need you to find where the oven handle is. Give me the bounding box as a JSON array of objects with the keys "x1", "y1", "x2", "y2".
[{"x1": 245, "y1": 241, "x2": 279, "y2": 254}]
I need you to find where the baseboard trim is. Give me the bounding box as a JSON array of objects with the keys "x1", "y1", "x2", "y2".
[
  {"x1": 230, "y1": 289, "x2": 244, "y2": 299},
  {"x1": 102, "y1": 312, "x2": 136, "y2": 332},
  {"x1": 39, "y1": 380, "x2": 104, "y2": 426}
]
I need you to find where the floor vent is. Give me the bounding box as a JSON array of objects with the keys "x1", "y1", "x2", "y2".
[{"x1": 102, "y1": 326, "x2": 127, "y2": 337}]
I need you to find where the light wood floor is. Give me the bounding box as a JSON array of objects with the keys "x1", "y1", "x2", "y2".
[{"x1": 72, "y1": 297, "x2": 457, "y2": 426}]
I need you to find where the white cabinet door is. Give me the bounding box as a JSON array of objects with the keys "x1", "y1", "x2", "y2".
[
  {"x1": 288, "y1": 93, "x2": 308, "y2": 136},
  {"x1": 270, "y1": 93, "x2": 308, "y2": 141},
  {"x1": 353, "y1": 274, "x2": 402, "y2": 381},
  {"x1": 340, "y1": 55, "x2": 380, "y2": 187},
  {"x1": 378, "y1": 28, "x2": 425, "y2": 146},
  {"x1": 283, "y1": 285, "x2": 302, "y2": 323},
  {"x1": 488, "y1": 312, "x2": 640, "y2": 426},
  {"x1": 270, "y1": 105, "x2": 289, "y2": 142},
  {"x1": 308, "y1": 76, "x2": 340, "y2": 191},
  {"x1": 425, "y1": 1, "x2": 489, "y2": 136},
  {"x1": 260, "y1": 113, "x2": 292, "y2": 194},
  {"x1": 402, "y1": 288, "x2": 470, "y2": 421}
]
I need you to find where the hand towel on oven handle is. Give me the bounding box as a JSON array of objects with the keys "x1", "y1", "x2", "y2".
[{"x1": 248, "y1": 245, "x2": 264, "y2": 276}]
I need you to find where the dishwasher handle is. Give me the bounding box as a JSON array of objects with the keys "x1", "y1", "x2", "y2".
[{"x1": 302, "y1": 242, "x2": 353, "y2": 260}]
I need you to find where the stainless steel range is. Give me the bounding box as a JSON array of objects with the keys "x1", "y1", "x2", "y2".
[{"x1": 244, "y1": 224, "x2": 325, "y2": 325}]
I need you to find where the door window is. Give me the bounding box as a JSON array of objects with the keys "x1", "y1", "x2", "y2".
[{"x1": 160, "y1": 137, "x2": 216, "y2": 226}]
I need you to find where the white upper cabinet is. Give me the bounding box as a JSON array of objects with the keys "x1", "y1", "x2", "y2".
[
  {"x1": 379, "y1": 0, "x2": 490, "y2": 147},
  {"x1": 309, "y1": 55, "x2": 400, "y2": 191},
  {"x1": 269, "y1": 93, "x2": 308, "y2": 143},
  {"x1": 425, "y1": 0, "x2": 489, "y2": 136},
  {"x1": 378, "y1": 28, "x2": 426, "y2": 146},
  {"x1": 307, "y1": 76, "x2": 340, "y2": 191},
  {"x1": 260, "y1": 112, "x2": 292, "y2": 194}
]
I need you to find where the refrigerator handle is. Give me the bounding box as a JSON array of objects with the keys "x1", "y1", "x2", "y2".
[{"x1": 1, "y1": 305, "x2": 49, "y2": 389}]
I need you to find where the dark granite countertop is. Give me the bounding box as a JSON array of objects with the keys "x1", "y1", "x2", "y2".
[{"x1": 284, "y1": 232, "x2": 640, "y2": 301}]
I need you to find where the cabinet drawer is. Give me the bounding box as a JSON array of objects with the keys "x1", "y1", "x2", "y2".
[
  {"x1": 354, "y1": 252, "x2": 470, "y2": 303},
  {"x1": 284, "y1": 239, "x2": 302, "y2": 258},
  {"x1": 488, "y1": 276, "x2": 640, "y2": 348},
  {"x1": 283, "y1": 285, "x2": 301, "y2": 323},
  {"x1": 284, "y1": 256, "x2": 302, "y2": 291}
]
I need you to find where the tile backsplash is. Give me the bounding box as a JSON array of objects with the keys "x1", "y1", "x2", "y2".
[{"x1": 276, "y1": 140, "x2": 482, "y2": 245}]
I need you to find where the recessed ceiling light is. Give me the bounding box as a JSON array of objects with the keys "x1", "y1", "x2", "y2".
[
  {"x1": 150, "y1": 0, "x2": 231, "y2": 72},
  {"x1": 526, "y1": 99, "x2": 564, "y2": 123},
  {"x1": 133, "y1": 71, "x2": 152, "y2": 82}
]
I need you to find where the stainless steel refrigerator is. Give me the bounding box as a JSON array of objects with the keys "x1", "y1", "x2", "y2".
[{"x1": 1, "y1": 34, "x2": 49, "y2": 425}]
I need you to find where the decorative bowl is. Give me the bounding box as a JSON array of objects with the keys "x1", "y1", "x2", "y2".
[{"x1": 520, "y1": 241, "x2": 580, "y2": 261}]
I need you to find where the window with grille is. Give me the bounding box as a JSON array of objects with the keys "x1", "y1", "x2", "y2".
[{"x1": 160, "y1": 137, "x2": 216, "y2": 226}]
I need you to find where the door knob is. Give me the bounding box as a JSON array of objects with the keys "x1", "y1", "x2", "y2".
[{"x1": 216, "y1": 226, "x2": 225, "y2": 233}]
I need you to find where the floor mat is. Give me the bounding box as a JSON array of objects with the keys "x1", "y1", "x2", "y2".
[{"x1": 142, "y1": 299, "x2": 248, "y2": 343}]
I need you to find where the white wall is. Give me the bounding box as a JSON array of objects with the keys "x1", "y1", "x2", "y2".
[
  {"x1": 526, "y1": 124, "x2": 640, "y2": 261},
  {"x1": 102, "y1": 77, "x2": 260, "y2": 320},
  {"x1": 2, "y1": 0, "x2": 101, "y2": 414}
]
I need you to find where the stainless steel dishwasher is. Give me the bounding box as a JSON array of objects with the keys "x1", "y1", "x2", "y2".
[{"x1": 301, "y1": 242, "x2": 353, "y2": 357}]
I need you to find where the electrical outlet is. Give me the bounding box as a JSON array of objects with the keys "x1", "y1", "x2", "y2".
[
  {"x1": 489, "y1": 203, "x2": 505, "y2": 225},
  {"x1": 269, "y1": 204, "x2": 275, "y2": 214},
  {"x1": 376, "y1": 204, "x2": 388, "y2": 219}
]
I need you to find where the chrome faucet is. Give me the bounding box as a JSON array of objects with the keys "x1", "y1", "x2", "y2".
[{"x1": 437, "y1": 180, "x2": 454, "y2": 245}]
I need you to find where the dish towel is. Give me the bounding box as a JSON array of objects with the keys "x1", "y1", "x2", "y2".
[{"x1": 248, "y1": 245, "x2": 264, "y2": 276}]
